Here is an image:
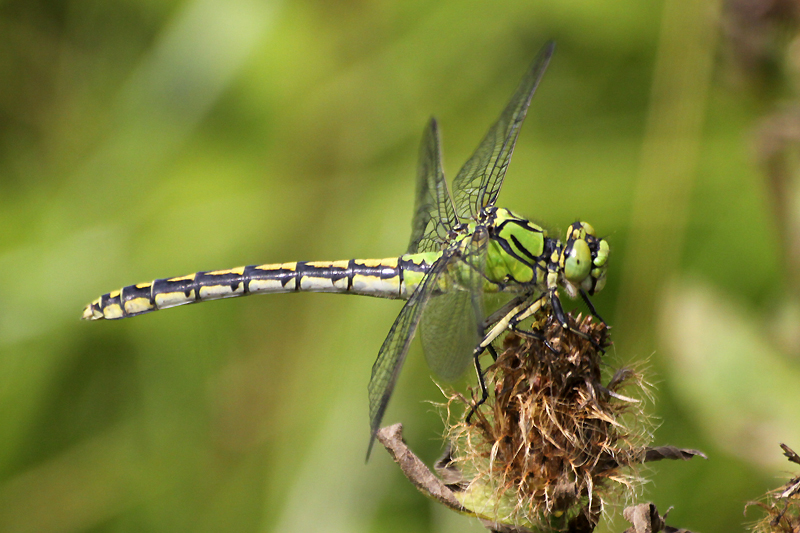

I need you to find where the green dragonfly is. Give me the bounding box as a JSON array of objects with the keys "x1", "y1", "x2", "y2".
[{"x1": 83, "y1": 42, "x2": 609, "y2": 457}]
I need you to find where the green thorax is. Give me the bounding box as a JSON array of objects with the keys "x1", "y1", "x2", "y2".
[{"x1": 483, "y1": 207, "x2": 547, "y2": 287}]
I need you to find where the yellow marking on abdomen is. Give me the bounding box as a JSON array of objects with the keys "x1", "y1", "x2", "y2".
[
  {"x1": 253, "y1": 262, "x2": 292, "y2": 272},
  {"x1": 198, "y1": 283, "x2": 245, "y2": 300},
  {"x1": 155, "y1": 290, "x2": 196, "y2": 309},
  {"x1": 351, "y1": 273, "x2": 400, "y2": 296},
  {"x1": 355, "y1": 258, "x2": 398, "y2": 269},
  {"x1": 306, "y1": 260, "x2": 350, "y2": 269},
  {"x1": 248, "y1": 279, "x2": 291, "y2": 293},
  {"x1": 206, "y1": 266, "x2": 245, "y2": 276},
  {"x1": 83, "y1": 302, "x2": 101, "y2": 320},
  {"x1": 167, "y1": 274, "x2": 196, "y2": 282},
  {"x1": 124, "y1": 297, "x2": 154, "y2": 315},
  {"x1": 300, "y1": 275, "x2": 345, "y2": 292},
  {"x1": 103, "y1": 303, "x2": 124, "y2": 319}
]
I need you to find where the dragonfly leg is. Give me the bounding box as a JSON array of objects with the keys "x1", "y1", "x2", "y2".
[
  {"x1": 487, "y1": 343, "x2": 499, "y2": 362},
  {"x1": 465, "y1": 343, "x2": 491, "y2": 424},
  {"x1": 579, "y1": 288, "x2": 605, "y2": 324},
  {"x1": 509, "y1": 325, "x2": 557, "y2": 353},
  {"x1": 551, "y1": 290, "x2": 603, "y2": 352},
  {"x1": 550, "y1": 288, "x2": 568, "y2": 326},
  {"x1": 483, "y1": 294, "x2": 530, "y2": 326},
  {"x1": 501, "y1": 294, "x2": 558, "y2": 353},
  {"x1": 465, "y1": 296, "x2": 543, "y2": 423}
]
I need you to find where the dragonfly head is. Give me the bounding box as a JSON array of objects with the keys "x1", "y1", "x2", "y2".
[{"x1": 561, "y1": 222, "x2": 609, "y2": 298}]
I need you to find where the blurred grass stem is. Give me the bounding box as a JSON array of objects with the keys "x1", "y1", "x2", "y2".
[{"x1": 615, "y1": 0, "x2": 722, "y2": 354}]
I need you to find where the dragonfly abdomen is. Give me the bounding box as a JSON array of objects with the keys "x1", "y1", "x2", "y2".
[{"x1": 82, "y1": 256, "x2": 437, "y2": 321}]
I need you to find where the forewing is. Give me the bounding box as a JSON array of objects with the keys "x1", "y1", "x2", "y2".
[
  {"x1": 452, "y1": 41, "x2": 554, "y2": 219},
  {"x1": 367, "y1": 252, "x2": 453, "y2": 458},
  {"x1": 419, "y1": 228, "x2": 489, "y2": 383},
  {"x1": 407, "y1": 118, "x2": 459, "y2": 254}
]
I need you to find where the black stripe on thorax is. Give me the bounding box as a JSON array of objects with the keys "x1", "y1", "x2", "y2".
[
  {"x1": 492, "y1": 233, "x2": 536, "y2": 268},
  {"x1": 490, "y1": 233, "x2": 551, "y2": 286},
  {"x1": 509, "y1": 234, "x2": 538, "y2": 263}
]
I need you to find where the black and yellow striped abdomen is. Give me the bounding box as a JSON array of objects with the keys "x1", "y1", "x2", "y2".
[{"x1": 82, "y1": 254, "x2": 439, "y2": 321}]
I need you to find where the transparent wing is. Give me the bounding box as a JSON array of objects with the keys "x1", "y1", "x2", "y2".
[
  {"x1": 420, "y1": 227, "x2": 489, "y2": 383},
  {"x1": 419, "y1": 289, "x2": 476, "y2": 382},
  {"x1": 367, "y1": 251, "x2": 454, "y2": 458},
  {"x1": 408, "y1": 118, "x2": 460, "y2": 253},
  {"x1": 452, "y1": 41, "x2": 555, "y2": 220}
]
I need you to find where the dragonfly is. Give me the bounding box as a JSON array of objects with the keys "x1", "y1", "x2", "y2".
[{"x1": 83, "y1": 41, "x2": 609, "y2": 457}]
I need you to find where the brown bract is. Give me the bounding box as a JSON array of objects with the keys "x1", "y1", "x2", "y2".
[{"x1": 746, "y1": 443, "x2": 800, "y2": 533}]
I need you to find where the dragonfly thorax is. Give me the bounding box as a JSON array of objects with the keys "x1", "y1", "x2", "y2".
[{"x1": 483, "y1": 207, "x2": 548, "y2": 287}]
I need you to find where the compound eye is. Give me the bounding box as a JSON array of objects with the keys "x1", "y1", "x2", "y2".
[
  {"x1": 594, "y1": 239, "x2": 609, "y2": 267},
  {"x1": 565, "y1": 239, "x2": 592, "y2": 282}
]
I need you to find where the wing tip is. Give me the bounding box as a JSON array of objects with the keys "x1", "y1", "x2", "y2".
[{"x1": 365, "y1": 431, "x2": 378, "y2": 462}]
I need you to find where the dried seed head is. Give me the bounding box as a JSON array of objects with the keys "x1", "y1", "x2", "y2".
[
  {"x1": 746, "y1": 444, "x2": 800, "y2": 533},
  {"x1": 444, "y1": 312, "x2": 653, "y2": 531}
]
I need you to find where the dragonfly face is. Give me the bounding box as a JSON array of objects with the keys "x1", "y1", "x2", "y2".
[
  {"x1": 561, "y1": 221, "x2": 609, "y2": 298},
  {"x1": 83, "y1": 41, "x2": 610, "y2": 458}
]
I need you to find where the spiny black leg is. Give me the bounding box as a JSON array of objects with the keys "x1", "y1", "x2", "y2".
[
  {"x1": 552, "y1": 291, "x2": 603, "y2": 352},
  {"x1": 465, "y1": 345, "x2": 489, "y2": 424},
  {"x1": 510, "y1": 324, "x2": 558, "y2": 354},
  {"x1": 487, "y1": 344, "x2": 499, "y2": 362},
  {"x1": 550, "y1": 290, "x2": 569, "y2": 328},
  {"x1": 580, "y1": 288, "x2": 605, "y2": 324}
]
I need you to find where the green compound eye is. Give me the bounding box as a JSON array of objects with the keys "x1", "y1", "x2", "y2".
[
  {"x1": 565, "y1": 239, "x2": 592, "y2": 282},
  {"x1": 594, "y1": 239, "x2": 609, "y2": 267}
]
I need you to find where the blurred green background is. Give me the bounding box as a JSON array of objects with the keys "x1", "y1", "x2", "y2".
[{"x1": 2, "y1": 0, "x2": 799, "y2": 531}]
